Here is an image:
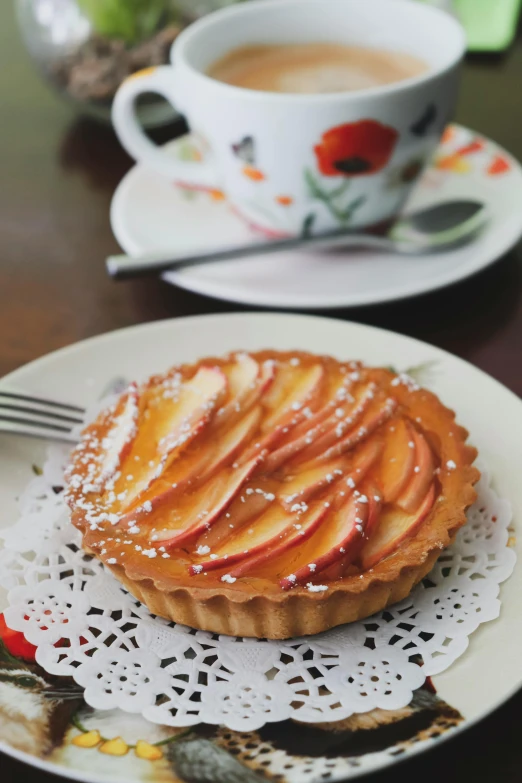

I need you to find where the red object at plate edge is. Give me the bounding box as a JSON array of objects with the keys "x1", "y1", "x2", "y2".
[{"x1": 0, "y1": 612, "x2": 37, "y2": 661}]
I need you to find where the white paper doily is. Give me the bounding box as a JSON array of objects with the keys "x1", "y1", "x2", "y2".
[{"x1": 0, "y1": 441, "x2": 514, "y2": 732}]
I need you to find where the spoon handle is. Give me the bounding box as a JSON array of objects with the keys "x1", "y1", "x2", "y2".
[{"x1": 106, "y1": 230, "x2": 391, "y2": 280}]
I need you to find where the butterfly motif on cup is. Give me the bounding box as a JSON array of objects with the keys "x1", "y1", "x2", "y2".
[
  {"x1": 232, "y1": 135, "x2": 256, "y2": 165},
  {"x1": 410, "y1": 104, "x2": 437, "y2": 137}
]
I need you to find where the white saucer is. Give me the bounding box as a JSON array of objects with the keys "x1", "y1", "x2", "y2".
[{"x1": 111, "y1": 125, "x2": 522, "y2": 309}]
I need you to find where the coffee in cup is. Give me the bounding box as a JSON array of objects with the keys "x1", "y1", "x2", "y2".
[{"x1": 207, "y1": 43, "x2": 428, "y2": 94}]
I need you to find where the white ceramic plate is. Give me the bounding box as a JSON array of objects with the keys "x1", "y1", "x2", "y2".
[
  {"x1": 0, "y1": 313, "x2": 520, "y2": 783},
  {"x1": 111, "y1": 125, "x2": 522, "y2": 308}
]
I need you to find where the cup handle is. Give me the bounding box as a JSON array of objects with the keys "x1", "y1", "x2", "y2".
[{"x1": 112, "y1": 66, "x2": 219, "y2": 189}]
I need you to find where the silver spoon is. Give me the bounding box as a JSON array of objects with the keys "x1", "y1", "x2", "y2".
[{"x1": 106, "y1": 199, "x2": 488, "y2": 281}]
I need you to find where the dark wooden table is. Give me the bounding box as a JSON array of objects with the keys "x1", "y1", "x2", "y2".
[{"x1": 1, "y1": 2, "x2": 521, "y2": 782}]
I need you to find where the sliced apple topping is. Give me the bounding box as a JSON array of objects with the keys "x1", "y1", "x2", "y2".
[
  {"x1": 395, "y1": 429, "x2": 435, "y2": 514},
  {"x1": 236, "y1": 362, "x2": 325, "y2": 467},
  {"x1": 202, "y1": 407, "x2": 262, "y2": 480},
  {"x1": 236, "y1": 422, "x2": 288, "y2": 468},
  {"x1": 280, "y1": 496, "x2": 368, "y2": 589},
  {"x1": 151, "y1": 457, "x2": 260, "y2": 549},
  {"x1": 316, "y1": 487, "x2": 382, "y2": 582},
  {"x1": 196, "y1": 476, "x2": 281, "y2": 551},
  {"x1": 116, "y1": 366, "x2": 227, "y2": 510},
  {"x1": 93, "y1": 382, "x2": 140, "y2": 488},
  {"x1": 227, "y1": 354, "x2": 260, "y2": 393},
  {"x1": 189, "y1": 503, "x2": 319, "y2": 574},
  {"x1": 216, "y1": 355, "x2": 275, "y2": 426},
  {"x1": 155, "y1": 366, "x2": 227, "y2": 457},
  {"x1": 319, "y1": 398, "x2": 398, "y2": 462},
  {"x1": 261, "y1": 362, "x2": 324, "y2": 432},
  {"x1": 214, "y1": 355, "x2": 258, "y2": 424},
  {"x1": 285, "y1": 383, "x2": 378, "y2": 466},
  {"x1": 378, "y1": 419, "x2": 416, "y2": 503},
  {"x1": 284, "y1": 375, "x2": 354, "y2": 442},
  {"x1": 359, "y1": 483, "x2": 436, "y2": 571},
  {"x1": 331, "y1": 439, "x2": 383, "y2": 503},
  {"x1": 117, "y1": 406, "x2": 262, "y2": 527},
  {"x1": 364, "y1": 485, "x2": 383, "y2": 541},
  {"x1": 260, "y1": 383, "x2": 377, "y2": 474},
  {"x1": 261, "y1": 411, "x2": 343, "y2": 474},
  {"x1": 227, "y1": 502, "x2": 330, "y2": 579},
  {"x1": 280, "y1": 459, "x2": 346, "y2": 511}
]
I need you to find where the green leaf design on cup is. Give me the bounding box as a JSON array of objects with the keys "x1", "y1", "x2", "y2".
[{"x1": 305, "y1": 169, "x2": 366, "y2": 225}]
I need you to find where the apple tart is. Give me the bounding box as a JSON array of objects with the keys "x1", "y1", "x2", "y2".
[{"x1": 65, "y1": 350, "x2": 479, "y2": 639}]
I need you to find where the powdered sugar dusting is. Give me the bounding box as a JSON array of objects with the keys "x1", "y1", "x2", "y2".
[{"x1": 306, "y1": 583, "x2": 329, "y2": 593}]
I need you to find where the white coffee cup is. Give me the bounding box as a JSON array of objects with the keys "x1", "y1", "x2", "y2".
[{"x1": 112, "y1": 0, "x2": 465, "y2": 235}]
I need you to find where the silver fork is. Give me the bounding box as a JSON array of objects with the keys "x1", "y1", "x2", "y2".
[{"x1": 0, "y1": 390, "x2": 86, "y2": 443}]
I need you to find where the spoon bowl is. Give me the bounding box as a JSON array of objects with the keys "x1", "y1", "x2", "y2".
[{"x1": 389, "y1": 199, "x2": 488, "y2": 251}]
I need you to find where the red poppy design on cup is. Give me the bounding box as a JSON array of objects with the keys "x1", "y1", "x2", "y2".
[{"x1": 314, "y1": 120, "x2": 399, "y2": 177}]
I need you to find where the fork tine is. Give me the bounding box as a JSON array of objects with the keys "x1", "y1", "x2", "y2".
[
  {"x1": 0, "y1": 417, "x2": 78, "y2": 443},
  {"x1": 0, "y1": 390, "x2": 85, "y2": 414},
  {"x1": 0, "y1": 402, "x2": 84, "y2": 424},
  {"x1": 0, "y1": 414, "x2": 73, "y2": 432}
]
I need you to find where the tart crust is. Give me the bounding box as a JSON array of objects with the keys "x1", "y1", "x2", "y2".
[{"x1": 68, "y1": 351, "x2": 479, "y2": 639}]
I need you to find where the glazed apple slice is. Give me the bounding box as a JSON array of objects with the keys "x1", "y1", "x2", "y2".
[
  {"x1": 280, "y1": 401, "x2": 334, "y2": 443},
  {"x1": 319, "y1": 398, "x2": 398, "y2": 462},
  {"x1": 359, "y1": 483, "x2": 436, "y2": 571},
  {"x1": 196, "y1": 477, "x2": 281, "y2": 551},
  {"x1": 288, "y1": 383, "x2": 378, "y2": 466},
  {"x1": 280, "y1": 459, "x2": 346, "y2": 511},
  {"x1": 189, "y1": 502, "x2": 327, "y2": 575},
  {"x1": 280, "y1": 438, "x2": 381, "y2": 516},
  {"x1": 236, "y1": 423, "x2": 288, "y2": 467},
  {"x1": 227, "y1": 354, "x2": 260, "y2": 393},
  {"x1": 320, "y1": 488, "x2": 381, "y2": 580},
  {"x1": 117, "y1": 406, "x2": 262, "y2": 527},
  {"x1": 94, "y1": 382, "x2": 140, "y2": 488},
  {"x1": 216, "y1": 356, "x2": 275, "y2": 426},
  {"x1": 216, "y1": 355, "x2": 259, "y2": 424},
  {"x1": 201, "y1": 406, "x2": 262, "y2": 480},
  {"x1": 154, "y1": 366, "x2": 227, "y2": 457},
  {"x1": 168, "y1": 405, "x2": 261, "y2": 495},
  {"x1": 261, "y1": 411, "x2": 342, "y2": 473},
  {"x1": 229, "y1": 503, "x2": 330, "y2": 579},
  {"x1": 119, "y1": 366, "x2": 227, "y2": 510},
  {"x1": 379, "y1": 419, "x2": 416, "y2": 503},
  {"x1": 67, "y1": 382, "x2": 141, "y2": 505},
  {"x1": 281, "y1": 375, "x2": 354, "y2": 442},
  {"x1": 262, "y1": 383, "x2": 378, "y2": 473},
  {"x1": 223, "y1": 503, "x2": 330, "y2": 579},
  {"x1": 280, "y1": 496, "x2": 369, "y2": 589},
  {"x1": 152, "y1": 457, "x2": 260, "y2": 549},
  {"x1": 255, "y1": 359, "x2": 277, "y2": 397},
  {"x1": 261, "y1": 363, "x2": 325, "y2": 432},
  {"x1": 364, "y1": 486, "x2": 383, "y2": 541},
  {"x1": 237, "y1": 363, "x2": 325, "y2": 466},
  {"x1": 395, "y1": 429, "x2": 435, "y2": 513},
  {"x1": 331, "y1": 438, "x2": 383, "y2": 502}
]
